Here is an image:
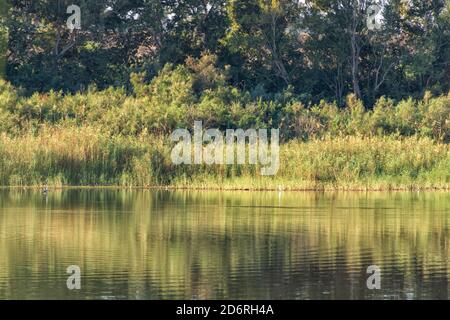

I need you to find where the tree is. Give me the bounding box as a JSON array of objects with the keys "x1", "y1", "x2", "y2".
[
  {"x1": 222, "y1": 0, "x2": 300, "y2": 90},
  {"x1": 160, "y1": 0, "x2": 228, "y2": 65},
  {"x1": 297, "y1": 0, "x2": 450, "y2": 104},
  {"x1": 0, "y1": 0, "x2": 9, "y2": 79},
  {"x1": 5, "y1": 0, "x2": 168, "y2": 92}
]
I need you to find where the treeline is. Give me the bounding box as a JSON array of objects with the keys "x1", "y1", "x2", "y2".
[
  {"x1": 1, "y1": 0, "x2": 449, "y2": 105},
  {"x1": 0, "y1": 54, "x2": 449, "y2": 142}
]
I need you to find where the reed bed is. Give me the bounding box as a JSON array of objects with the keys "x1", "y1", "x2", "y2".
[{"x1": 0, "y1": 126, "x2": 448, "y2": 190}]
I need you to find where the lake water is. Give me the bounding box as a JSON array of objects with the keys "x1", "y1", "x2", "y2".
[{"x1": 0, "y1": 189, "x2": 448, "y2": 300}]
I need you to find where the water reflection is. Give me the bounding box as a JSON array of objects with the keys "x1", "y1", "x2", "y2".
[{"x1": 0, "y1": 189, "x2": 448, "y2": 299}]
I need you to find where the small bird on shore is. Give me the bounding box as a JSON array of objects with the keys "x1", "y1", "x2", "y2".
[{"x1": 42, "y1": 186, "x2": 49, "y2": 195}]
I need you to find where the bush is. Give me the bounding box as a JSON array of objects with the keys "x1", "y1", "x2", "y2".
[
  {"x1": 419, "y1": 92, "x2": 450, "y2": 142},
  {"x1": 0, "y1": 74, "x2": 448, "y2": 144}
]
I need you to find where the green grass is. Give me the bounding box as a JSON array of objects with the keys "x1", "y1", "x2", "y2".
[{"x1": 0, "y1": 126, "x2": 448, "y2": 190}]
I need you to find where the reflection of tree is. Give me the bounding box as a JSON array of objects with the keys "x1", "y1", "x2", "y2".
[{"x1": 0, "y1": 190, "x2": 448, "y2": 299}]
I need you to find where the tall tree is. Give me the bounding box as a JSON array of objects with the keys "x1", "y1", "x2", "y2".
[
  {"x1": 5, "y1": 0, "x2": 167, "y2": 92},
  {"x1": 160, "y1": 0, "x2": 228, "y2": 64},
  {"x1": 298, "y1": 0, "x2": 449, "y2": 103},
  {"x1": 222, "y1": 0, "x2": 300, "y2": 90},
  {"x1": 0, "y1": 0, "x2": 11, "y2": 79}
]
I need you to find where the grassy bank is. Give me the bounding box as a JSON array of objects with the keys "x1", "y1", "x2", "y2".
[
  {"x1": 0, "y1": 126, "x2": 448, "y2": 190},
  {"x1": 0, "y1": 76, "x2": 448, "y2": 191}
]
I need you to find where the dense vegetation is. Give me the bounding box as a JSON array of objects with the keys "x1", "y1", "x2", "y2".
[
  {"x1": 2, "y1": 0, "x2": 449, "y2": 103},
  {"x1": 0, "y1": 1, "x2": 449, "y2": 189},
  {"x1": 0, "y1": 71, "x2": 448, "y2": 189}
]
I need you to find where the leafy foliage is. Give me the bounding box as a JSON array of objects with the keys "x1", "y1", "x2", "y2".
[{"x1": 0, "y1": 0, "x2": 448, "y2": 102}]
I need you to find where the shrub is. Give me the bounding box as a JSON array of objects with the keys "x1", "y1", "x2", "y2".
[{"x1": 418, "y1": 92, "x2": 450, "y2": 142}]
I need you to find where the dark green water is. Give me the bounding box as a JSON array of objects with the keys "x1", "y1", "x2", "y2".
[{"x1": 0, "y1": 189, "x2": 448, "y2": 300}]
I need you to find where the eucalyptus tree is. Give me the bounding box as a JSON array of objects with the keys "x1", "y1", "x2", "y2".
[
  {"x1": 0, "y1": 0, "x2": 9, "y2": 78},
  {"x1": 222, "y1": 0, "x2": 301, "y2": 91},
  {"x1": 296, "y1": 0, "x2": 449, "y2": 104},
  {"x1": 4, "y1": 0, "x2": 168, "y2": 92}
]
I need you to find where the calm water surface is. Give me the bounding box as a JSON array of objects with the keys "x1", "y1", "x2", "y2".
[{"x1": 0, "y1": 189, "x2": 448, "y2": 300}]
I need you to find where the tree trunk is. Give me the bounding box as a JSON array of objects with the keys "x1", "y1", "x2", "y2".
[{"x1": 350, "y1": 3, "x2": 361, "y2": 99}]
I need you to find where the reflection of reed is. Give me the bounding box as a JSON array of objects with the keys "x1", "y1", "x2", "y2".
[{"x1": 0, "y1": 190, "x2": 448, "y2": 299}]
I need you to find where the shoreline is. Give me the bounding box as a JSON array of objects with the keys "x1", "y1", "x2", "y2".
[{"x1": 1, "y1": 185, "x2": 449, "y2": 192}]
